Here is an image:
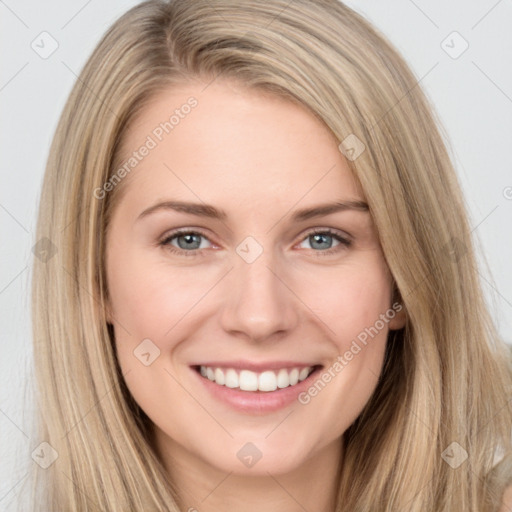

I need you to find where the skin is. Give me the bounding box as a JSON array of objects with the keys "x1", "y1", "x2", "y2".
[
  {"x1": 105, "y1": 79, "x2": 406, "y2": 512},
  {"x1": 501, "y1": 485, "x2": 512, "y2": 512}
]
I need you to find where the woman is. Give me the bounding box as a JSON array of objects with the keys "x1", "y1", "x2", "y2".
[{"x1": 30, "y1": 0, "x2": 512, "y2": 510}]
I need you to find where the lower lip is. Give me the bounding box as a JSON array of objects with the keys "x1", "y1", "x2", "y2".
[{"x1": 191, "y1": 366, "x2": 322, "y2": 414}]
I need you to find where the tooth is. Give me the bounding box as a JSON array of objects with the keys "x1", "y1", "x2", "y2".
[
  {"x1": 276, "y1": 369, "x2": 290, "y2": 388},
  {"x1": 239, "y1": 370, "x2": 258, "y2": 391},
  {"x1": 225, "y1": 369, "x2": 239, "y2": 388},
  {"x1": 298, "y1": 368, "x2": 310, "y2": 382},
  {"x1": 258, "y1": 371, "x2": 277, "y2": 392},
  {"x1": 289, "y1": 368, "x2": 299, "y2": 386},
  {"x1": 214, "y1": 368, "x2": 225, "y2": 385},
  {"x1": 201, "y1": 365, "x2": 314, "y2": 390}
]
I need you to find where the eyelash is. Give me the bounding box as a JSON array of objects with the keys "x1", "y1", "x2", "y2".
[{"x1": 158, "y1": 227, "x2": 352, "y2": 258}]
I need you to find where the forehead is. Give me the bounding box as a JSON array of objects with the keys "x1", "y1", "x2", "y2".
[{"x1": 115, "y1": 79, "x2": 365, "y2": 217}]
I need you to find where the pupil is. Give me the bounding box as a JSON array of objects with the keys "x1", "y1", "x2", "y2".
[
  {"x1": 179, "y1": 233, "x2": 200, "y2": 249},
  {"x1": 311, "y1": 233, "x2": 331, "y2": 250}
]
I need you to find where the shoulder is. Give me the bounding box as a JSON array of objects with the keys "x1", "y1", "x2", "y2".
[{"x1": 499, "y1": 484, "x2": 512, "y2": 512}]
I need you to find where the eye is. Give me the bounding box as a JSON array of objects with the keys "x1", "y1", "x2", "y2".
[
  {"x1": 159, "y1": 229, "x2": 213, "y2": 256},
  {"x1": 297, "y1": 228, "x2": 351, "y2": 256},
  {"x1": 159, "y1": 227, "x2": 351, "y2": 257}
]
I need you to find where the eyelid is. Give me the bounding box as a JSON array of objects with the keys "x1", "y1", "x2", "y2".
[
  {"x1": 158, "y1": 227, "x2": 216, "y2": 249},
  {"x1": 294, "y1": 227, "x2": 352, "y2": 256},
  {"x1": 158, "y1": 226, "x2": 352, "y2": 255},
  {"x1": 301, "y1": 227, "x2": 352, "y2": 242}
]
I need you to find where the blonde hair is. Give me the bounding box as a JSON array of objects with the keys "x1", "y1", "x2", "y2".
[{"x1": 30, "y1": 0, "x2": 512, "y2": 510}]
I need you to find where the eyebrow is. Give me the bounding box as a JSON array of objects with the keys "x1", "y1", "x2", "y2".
[{"x1": 137, "y1": 199, "x2": 369, "y2": 222}]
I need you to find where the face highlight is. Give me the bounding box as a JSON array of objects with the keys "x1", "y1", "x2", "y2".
[{"x1": 105, "y1": 79, "x2": 405, "y2": 480}]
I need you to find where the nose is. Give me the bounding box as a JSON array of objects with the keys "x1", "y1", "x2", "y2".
[{"x1": 219, "y1": 245, "x2": 299, "y2": 343}]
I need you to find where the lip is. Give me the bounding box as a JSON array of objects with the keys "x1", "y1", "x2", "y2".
[
  {"x1": 190, "y1": 360, "x2": 319, "y2": 372},
  {"x1": 190, "y1": 363, "x2": 323, "y2": 415}
]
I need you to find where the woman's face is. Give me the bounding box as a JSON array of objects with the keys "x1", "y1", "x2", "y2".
[{"x1": 105, "y1": 79, "x2": 405, "y2": 476}]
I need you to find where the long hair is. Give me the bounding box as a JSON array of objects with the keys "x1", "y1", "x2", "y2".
[{"x1": 30, "y1": 0, "x2": 512, "y2": 510}]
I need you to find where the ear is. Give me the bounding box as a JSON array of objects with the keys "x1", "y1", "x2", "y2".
[
  {"x1": 388, "y1": 284, "x2": 406, "y2": 330},
  {"x1": 499, "y1": 484, "x2": 512, "y2": 512},
  {"x1": 103, "y1": 294, "x2": 114, "y2": 325},
  {"x1": 388, "y1": 302, "x2": 406, "y2": 330}
]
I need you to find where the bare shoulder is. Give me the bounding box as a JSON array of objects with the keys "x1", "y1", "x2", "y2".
[{"x1": 499, "y1": 484, "x2": 512, "y2": 512}]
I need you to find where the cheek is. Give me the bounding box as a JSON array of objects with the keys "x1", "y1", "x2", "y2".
[
  {"x1": 106, "y1": 251, "x2": 197, "y2": 435},
  {"x1": 303, "y1": 256, "x2": 392, "y2": 347},
  {"x1": 107, "y1": 249, "x2": 217, "y2": 344},
  {"x1": 294, "y1": 258, "x2": 392, "y2": 422}
]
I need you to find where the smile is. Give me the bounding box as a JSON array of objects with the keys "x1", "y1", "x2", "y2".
[{"x1": 198, "y1": 365, "x2": 317, "y2": 392}]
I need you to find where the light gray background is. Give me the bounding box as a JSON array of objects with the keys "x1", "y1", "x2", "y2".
[{"x1": 1, "y1": 0, "x2": 511, "y2": 509}]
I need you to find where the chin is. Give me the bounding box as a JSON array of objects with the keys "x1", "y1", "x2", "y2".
[{"x1": 206, "y1": 438, "x2": 313, "y2": 476}]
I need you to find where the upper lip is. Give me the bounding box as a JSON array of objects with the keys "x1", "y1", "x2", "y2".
[{"x1": 191, "y1": 360, "x2": 322, "y2": 372}]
